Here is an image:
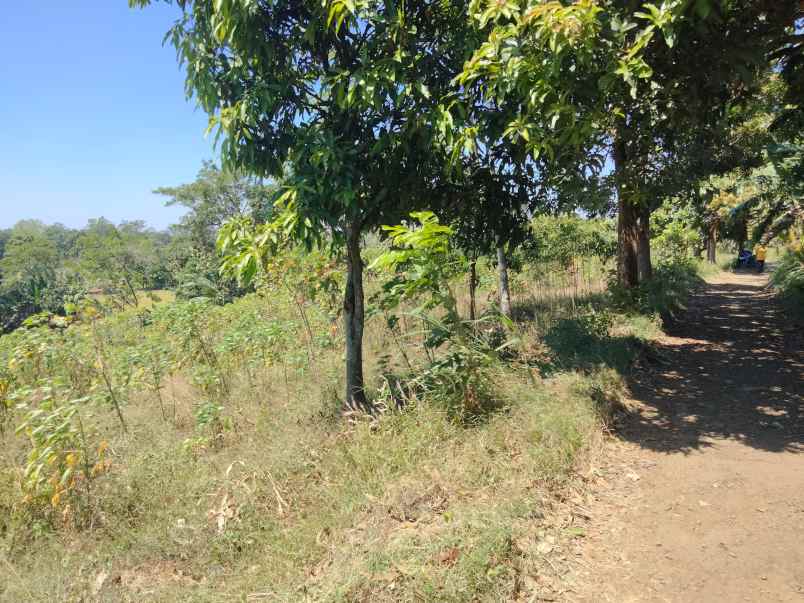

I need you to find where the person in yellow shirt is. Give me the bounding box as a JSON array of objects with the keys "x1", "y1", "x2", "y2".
[{"x1": 753, "y1": 243, "x2": 767, "y2": 273}]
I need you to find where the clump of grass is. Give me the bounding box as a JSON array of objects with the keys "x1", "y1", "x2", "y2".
[
  {"x1": 292, "y1": 369, "x2": 618, "y2": 602},
  {"x1": 608, "y1": 259, "x2": 705, "y2": 322}
]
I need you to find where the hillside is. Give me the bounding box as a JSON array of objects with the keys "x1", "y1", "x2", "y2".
[{"x1": 1, "y1": 236, "x2": 679, "y2": 601}]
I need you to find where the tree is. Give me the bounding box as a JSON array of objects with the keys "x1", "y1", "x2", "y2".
[
  {"x1": 716, "y1": 144, "x2": 804, "y2": 251},
  {"x1": 692, "y1": 72, "x2": 803, "y2": 256},
  {"x1": 447, "y1": 0, "x2": 629, "y2": 320},
  {"x1": 155, "y1": 162, "x2": 272, "y2": 302},
  {"x1": 76, "y1": 219, "x2": 163, "y2": 308},
  {"x1": 155, "y1": 161, "x2": 274, "y2": 251},
  {"x1": 0, "y1": 221, "x2": 76, "y2": 332},
  {"x1": 437, "y1": 161, "x2": 537, "y2": 320},
  {"x1": 456, "y1": 0, "x2": 798, "y2": 289},
  {"x1": 133, "y1": 0, "x2": 472, "y2": 410},
  {"x1": 606, "y1": 1, "x2": 798, "y2": 287},
  {"x1": 454, "y1": 0, "x2": 687, "y2": 295},
  {"x1": 43, "y1": 223, "x2": 80, "y2": 260},
  {"x1": 0, "y1": 228, "x2": 9, "y2": 260},
  {"x1": 0, "y1": 221, "x2": 59, "y2": 300}
]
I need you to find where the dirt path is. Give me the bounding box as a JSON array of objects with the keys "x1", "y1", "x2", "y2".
[{"x1": 570, "y1": 270, "x2": 804, "y2": 602}]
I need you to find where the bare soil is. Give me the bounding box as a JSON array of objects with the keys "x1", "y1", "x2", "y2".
[{"x1": 570, "y1": 269, "x2": 804, "y2": 602}]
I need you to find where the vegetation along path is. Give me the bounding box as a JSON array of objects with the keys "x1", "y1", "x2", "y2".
[{"x1": 571, "y1": 269, "x2": 803, "y2": 602}]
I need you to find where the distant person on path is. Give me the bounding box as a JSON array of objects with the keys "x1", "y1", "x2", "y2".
[{"x1": 753, "y1": 243, "x2": 767, "y2": 273}]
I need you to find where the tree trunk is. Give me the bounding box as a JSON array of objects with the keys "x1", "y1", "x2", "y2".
[
  {"x1": 496, "y1": 245, "x2": 512, "y2": 319},
  {"x1": 636, "y1": 204, "x2": 653, "y2": 282},
  {"x1": 468, "y1": 258, "x2": 478, "y2": 322},
  {"x1": 613, "y1": 135, "x2": 639, "y2": 289},
  {"x1": 706, "y1": 224, "x2": 717, "y2": 264},
  {"x1": 343, "y1": 228, "x2": 371, "y2": 413}
]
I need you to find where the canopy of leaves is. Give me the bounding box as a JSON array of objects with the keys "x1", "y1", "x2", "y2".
[
  {"x1": 131, "y1": 0, "x2": 474, "y2": 247},
  {"x1": 454, "y1": 0, "x2": 682, "y2": 164}
]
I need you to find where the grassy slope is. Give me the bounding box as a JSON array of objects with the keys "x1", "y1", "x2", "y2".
[{"x1": 0, "y1": 259, "x2": 689, "y2": 602}]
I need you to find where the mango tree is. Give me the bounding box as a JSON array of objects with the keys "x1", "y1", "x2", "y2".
[
  {"x1": 457, "y1": 0, "x2": 798, "y2": 288},
  {"x1": 606, "y1": 1, "x2": 798, "y2": 287},
  {"x1": 132, "y1": 0, "x2": 472, "y2": 411},
  {"x1": 454, "y1": 0, "x2": 680, "y2": 293}
]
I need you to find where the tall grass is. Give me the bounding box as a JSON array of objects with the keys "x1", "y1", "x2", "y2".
[
  {"x1": 771, "y1": 249, "x2": 804, "y2": 322},
  {"x1": 0, "y1": 250, "x2": 696, "y2": 601}
]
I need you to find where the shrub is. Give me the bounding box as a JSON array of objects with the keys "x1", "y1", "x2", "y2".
[
  {"x1": 14, "y1": 386, "x2": 111, "y2": 528},
  {"x1": 609, "y1": 258, "x2": 704, "y2": 320},
  {"x1": 771, "y1": 249, "x2": 804, "y2": 320}
]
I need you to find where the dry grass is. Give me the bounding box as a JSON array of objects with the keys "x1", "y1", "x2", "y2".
[
  {"x1": 0, "y1": 258, "x2": 668, "y2": 602},
  {"x1": 89, "y1": 289, "x2": 176, "y2": 310}
]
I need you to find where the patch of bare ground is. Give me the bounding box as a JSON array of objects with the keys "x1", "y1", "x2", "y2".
[{"x1": 564, "y1": 269, "x2": 804, "y2": 602}]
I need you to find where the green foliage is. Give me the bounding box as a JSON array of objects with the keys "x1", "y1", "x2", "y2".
[
  {"x1": 0, "y1": 222, "x2": 84, "y2": 332},
  {"x1": 771, "y1": 249, "x2": 804, "y2": 320},
  {"x1": 526, "y1": 215, "x2": 616, "y2": 267},
  {"x1": 696, "y1": 75, "x2": 802, "y2": 252},
  {"x1": 14, "y1": 387, "x2": 110, "y2": 526},
  {"x1": 153, "y1": 299, "x2": 230, "y2": 402},
  {"x1": 169, "y1": 246, "x2": 241, "y2": 304},
  {"x1": 545, "y1": 309, "x2": 612, "y2": 353},
  {"x1": 371, "y1": 211, "x2": 468, "y2": 355},
  {"x1": 129, "y1": 334, "x2": 174, "y2": 422},
  {"x1": 651, "y1": 200, "x2": 701, "y2": 262},
  {"x1": 0, "y1": 224, "x2": 59, "y2": 290},
  {"x1": 134, "y1": 0, "x2": 469, "y2": 243},
  {"x1": 75, "y1": 219, "x2": 160, "y2": 309},
  {"x1": 157, "y1": 162, "x2": 276, "y2": 303},
  {"x1": 0, "y1": 213, "x2": 222, "y2": 334},
  {"x1": 609, "y1": 258, "x2": 704, "y2": 319},
  {"x1": 371, "y1": 211, "x2": 462, "y2": 320},
  {"x1": 156, "y1": 161, "x2": 275, "y2": 250},
  {"x1": 455, "y1": 0, "x2": 682, "y2": 162},
  {"x1": 412, "y1": 336, "x2": 504, "y2": 424},
  {"x1": 370, "y1": 212, "x2": 513, "y2": 421}
]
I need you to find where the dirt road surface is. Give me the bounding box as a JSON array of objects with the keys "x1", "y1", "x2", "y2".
[{"x1": 571, "y1": 270, "x2": 804, "y2": 602}]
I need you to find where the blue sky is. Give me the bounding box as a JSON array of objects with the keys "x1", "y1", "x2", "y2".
[{"x1": 0, "y1": 2, "x2": 216, "y2": 230}]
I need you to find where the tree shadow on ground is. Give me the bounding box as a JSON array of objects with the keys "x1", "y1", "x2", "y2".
[
  {"x1": 538, "y1": 322, "x2": 646, "y2": 376},
  {"x1": 513, "y1": 292, "x2": 651, "y2": 377},
  {"x1": 614, "y1": 277, "x2": 803, "y2": 455}
]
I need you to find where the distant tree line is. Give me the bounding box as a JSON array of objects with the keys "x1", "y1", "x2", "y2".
[{"x1": 0, "y1": 163, "x2": 274, "y2": 333}]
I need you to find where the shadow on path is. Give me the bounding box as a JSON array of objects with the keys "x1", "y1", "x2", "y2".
[{"x1": 617, "y1": 273, "x2": 803, "y2": 454}]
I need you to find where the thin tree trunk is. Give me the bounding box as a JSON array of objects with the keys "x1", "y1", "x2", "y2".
[
  {"x1": 636, "y1": 204, "x2": 653, "y2": 282},
  {"x1": 496, "y1": 245, "x2": 512, "y2": 319},
  {"x1": 343, "y1": 227, "x2": 371, "y2": 413},
  {"x1": 706, "y1": 224, "x2": 717, "y2": 264},
  {"x1": 616, "y1": 194, "x2": 640, "y2": 289},
  {"x1": 614, "y1": 134, "x2": 639, "y2": 289},
  {"x1": 121, "y1": 269, "x2": 139, "y2": 308},
  {"x1": 91, "y1": 321, "x2": 128, "y2": 433},
  {"x1": 468, "y1": 258, "x2": 478, "y2": 322},
  {"x1": 154, "y1": 378, "x2": 167, "y2": 422}
]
